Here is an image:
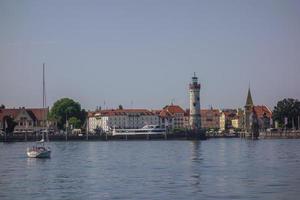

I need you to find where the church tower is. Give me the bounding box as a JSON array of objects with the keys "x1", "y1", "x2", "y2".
[
  {"x1": 244, "y1": 87, "x2": 254, "y2": 132},
  {"x1": 189, "y1": 73, "x2": 201, "y2": 130}
]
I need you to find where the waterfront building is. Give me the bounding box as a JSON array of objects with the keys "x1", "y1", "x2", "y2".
[
  {"x1": 237, "y1": 108, "x2": 245, "y2": 129},
  {"x1": 219, "y1": 108, "x2": 244, "y2": 131},
  {"x1": 200, "y1": 109, "x2": 221, "y2": 130},
  {"x1": 87, "y1": 108, "x2": 159, "y2": 133},
  {"x1": 231, "y1": 118, "x2": 239, "y2": 129},
  {"x1": 0, "y1": 107, "x2": 57, "y2": 134},
  {"x1": 219, "y1": 112, "x2": 226, "y2": 131},
  {"x1": 158, "y1": 104, "x2": 186, "y2": 130},
  {"x1": 253, "y1": 105, "x2": 272, "y2": 131},
  {"x1": 189, "y1": 73, "x2": 201, "y2": 130},
  {"x1": 222, "y1": 109, "x2": 238, "y2": 130},
  {"x1": 231, "y1": 109, "x2": 244, "y2": 129},
  {"x1": 86, "y1": 112, "x2": 102, "y2": 134}
]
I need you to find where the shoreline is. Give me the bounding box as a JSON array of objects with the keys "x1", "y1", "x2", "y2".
[
  {"x1": 0, "y1": 132, "x2": 208, "y2": 142},
  {"x1": 2, "y1": 131, "x2": 300, "y2": 142}
]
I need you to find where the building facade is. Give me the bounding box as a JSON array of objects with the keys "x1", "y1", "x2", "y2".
[
  {"x1": 158, "y1": 105, "x2": 186, "y2": 130},
  {"x1": 87, "y1": 109, "x2": 159, "y2": 133},
  {"x1": 219, "y1": 112, "x2": 226, "y2": 131},
  {"x1": 219, "y1": 108, "x2": 244, "y2": 131},
  {"x1": 87, "y1": 112, "x2": 101, "y2": 134},
  {"x1": 200, "y1": 109, "x2": 221, "y2": 129},
  {"x1": 253, "y1": 105, "x2": 272, "y2": 131},
  {"x1": 0, "y1": 107, "x2": 56, "y2": 134}
]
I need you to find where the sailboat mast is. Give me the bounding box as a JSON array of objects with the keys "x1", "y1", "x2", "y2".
[
  {"x1": 43, "y1": 63, "x2": 45, "y2": 109},
  {"x1": 42, "y1": 63, "x2": 48, "y2": 141},
  {"x1": 42, "y1": 63, "x2": 47, "y2": 128}
]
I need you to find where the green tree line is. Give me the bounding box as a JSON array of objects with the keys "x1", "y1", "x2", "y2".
[
  {"x1": 49, "y1": 98, "x2": 87, "y2": 130},
  {"x1": 273, "y1": 98, "x2": 300, "y2": 129}
]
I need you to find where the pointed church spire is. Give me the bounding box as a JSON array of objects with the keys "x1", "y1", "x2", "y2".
[{"x1": 246, "y1": 87, "x2": 253, "y2": 106}]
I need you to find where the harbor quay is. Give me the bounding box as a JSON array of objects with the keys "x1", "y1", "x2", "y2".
[
  {"x1": 4, "y1": 130, "x2": 300, "y2": 142},
  {"x1": 0, "y1": 130, "x2": 208, "y2": 142},
  {"x1": 259, "y1": 130, "x2": 300, "y2": 139},
  {"x1": 1, "y1": 74, "x2": 299, "y2": 140},
  {"x1": 3, "y1": 130, "x2": 300, "y2": 142}
]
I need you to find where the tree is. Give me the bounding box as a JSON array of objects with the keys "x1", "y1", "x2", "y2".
[
  {"x1": 118, "y1": 105, "x2": 123, "y2": 110},
  {"x1": 2, "y1": 116, "x2": 17, "y2": 134},
  {"x1": 68, "y1": 117, "x2": 81, "y2": 129},
  {"x1": 273, "y1": 98, "x2": 300, "y2": 129},
  {"x1": 0, "y1": 104, "x2": 5, "y2": 109},
  {"x1": 49, "y1": 98, "x2": 86, "y2": 130}
]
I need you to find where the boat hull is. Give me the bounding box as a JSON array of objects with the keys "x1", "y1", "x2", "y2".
[
  {"x1": 113, "y1": 131, "x2": 166, "y2": 136},
  {"x1": 27, "y1": 149, "x2": 51, "y2": 158},
  {"x1": 112, "y1": 125, "x2": 166, "y2": 136}
]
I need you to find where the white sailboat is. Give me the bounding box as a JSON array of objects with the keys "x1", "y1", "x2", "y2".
[
  {"x1": 27, "y1": 63, "x2": 51, "y2": 158},
  {"x1": 27, "y1": 140, "x2": 51, "y2": 158}
]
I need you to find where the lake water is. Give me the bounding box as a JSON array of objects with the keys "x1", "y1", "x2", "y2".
[{"x1": 1, "y1": 139, "x2": 300, "y2": 200}]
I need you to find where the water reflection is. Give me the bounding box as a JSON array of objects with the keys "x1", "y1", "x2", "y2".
[
  {"x1": 26, "y1": 157, "x2": 48, "y2": 166},
  {"x1": 2, "y1": 140, "x2": 300, "y2": 200},
  {"x1": 190, "y1": 140, "x2": 202, "y2": 163},
  {"x1": 189, "y1": 141, "x2": 202, "y2": 193}
]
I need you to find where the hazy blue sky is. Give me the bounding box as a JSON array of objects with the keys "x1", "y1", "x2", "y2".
[{"x1": 1, "y1": 0, "x2": 300, "y2": 111}]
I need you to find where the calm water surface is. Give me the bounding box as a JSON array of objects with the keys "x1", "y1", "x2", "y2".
[{"x1": 1, "y1": 139, "x2": 300, "y2": 200}]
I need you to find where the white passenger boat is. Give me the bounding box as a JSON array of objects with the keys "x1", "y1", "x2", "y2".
[{"x1": 112, "y1": 125, "x2": 166, "y2": 136}]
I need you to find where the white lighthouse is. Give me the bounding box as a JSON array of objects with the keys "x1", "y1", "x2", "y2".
[{"x1": 189, "y1": 73, "x2": 201, "y2": 130}]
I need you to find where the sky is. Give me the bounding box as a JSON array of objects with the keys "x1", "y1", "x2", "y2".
[{"x1": 0, "y1": 0, "x2": 300, "y2": 111}]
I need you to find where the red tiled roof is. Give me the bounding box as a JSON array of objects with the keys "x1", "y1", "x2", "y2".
[
  {"x1": 158, "y1": 105, "x2": 185, "y2": 118},
  {"x1": 29, "y1": 108, "x2": 48, "y2": 120},
  {"x1": 0, "y1": 109, "x2": 19, "y2": 120},
  {"x1": 0, "y1": 108, "x2": 48, "y2": 121},
  {"x1": 164, "y1": 105, "x2": 185, "y2": 114},
  {"x1": 253, "y1": 105, "x2": 272, "y2": 118}
]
